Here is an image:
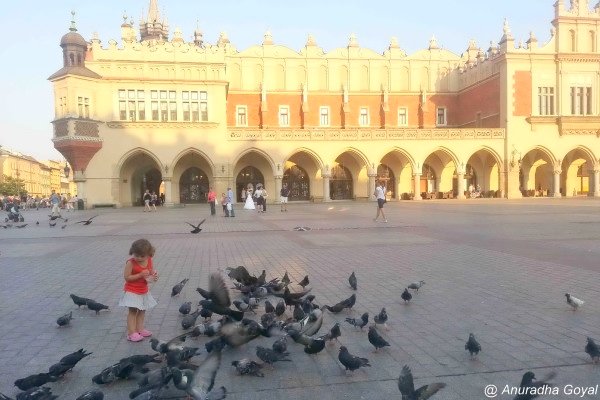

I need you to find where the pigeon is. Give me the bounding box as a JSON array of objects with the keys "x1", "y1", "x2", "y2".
[
  {"x1": 49, "y1": 221, "x2": 56, "y2": 227},
  {"x1": 281, "y1": 271, "x2": 291, "y2": 287},
  {"x1": 61, "y1": 224, "x2": 67, "y2": 229},
  {"x1": 179, "y1": 301, "x2": 192, "y2": 315},
  {"x1": 182, "y1": 309, "x2": 202, "y2": 330},
  {"x1": 264, "y1": 300, "x2": 275, "y2": 314},
  {"x1": 368, "y1": 326, "x2": 390, "y2": 352},
  {"x1": 150, "y1": 336, "x2": 186, "y2": 354},
  {"x1": 374, "y1": 308, "x2": 389, "y2": 330},
  {"x1": 70, "y1": 294, "x2": 90, "y2": 308},
  {"x1": 86, "y1": 299, "x2": 109, "y2": 314},
  {"x1": 324, "y1": 294, "x2": 356, "y2": 314},
  {"x1": 92, "y1": 361, "x2": 136, "y2": 384},
  {"x1": 15, "y1": 386, "x2": 58, "y2": 400},
  {"x1": 198, "y1": 273, "x2": 244, "y2": 320},
  {"x1": 408, "y1": 280, "x2": 425, "y2": 292},
  {"x1": 199, "y1": 308, "x2": 213, "y2": 321},
  {"x1": 398, "y1": 365, "x2": 446, "y2": 400},
  {"x1": 256, "y1": 346, "x2": 291, "y2": 366},
  {"x1": 232, "y1": 358, "x2": 264, "y2": 377},
  {"x1": 171, "y1": 278, "x2": 190, "y2": 297},
  {"x1": 513, "y1": 371, "x2": 557, "y2": 400},
  {"x1": 565, "y1": 293, "x2": 584, "y2": 311},
  {"x1": 56, "y1": 311, "x2": 73, "y2": 327},
  {"x1": 293, "y1": 304, "x2": 305, "y2": 321},
  {"x1": 320, "y1": 322, "x2": 341, "y2": 343},
  {"x1": 345, "y1": 312, "x2": 369, "y2": 330},
  {"x1": 119, "y1": 354, "x2": 162, "y2": 366},
  {"x1": 16, "y1": 224, "x2": 27, "y2": 228},
  {"x1": 465, "y1": 333, "x2": 482, "y2": 359},
  {"x1": 585, "y1": 337, "x2": 600, "y2": 363},
  {"x1": 401, "y1": 288, "x2": 412, "y2": 303},
  {"x1": 48, "y1": 362, "x2": 73, "y2": 378},
  {"x1": 171, "y1": 350, "x2": 226, "y2": 400},
  {"x1": 14, "y1": 373, "x2": 58, "y2": 391},
  {"x1": 225, "y1": 265, "x2": 254, "y2": 285},
  {"x1": 49, "y1": 215, "x2": 61, "y2": 221},
  {"x1": 59, "y1": 349, "x2": 93, "y2": 368},
  {"x1": 166, "y1": 347, "x2": 201, "y2": 367},
  {"x1": 338, "y1": 346, "x2": 370, "y2": 374},
  {"x1": 287, "y1": 329, "x2": 326, "y2": 355},
  {"x1": 272, "y1": 336, "x2": 287, "y2": 354},
  {"x1": 233, "y1": 300, "x2": 257, "y2": 313},
  {"x1": 36, "y1": 221, "x2": 39, "y2": 225},
  {"x1": 275, "y1": 300, "x2": 286, "y2": 317},
  {"x1": 298, "y1": 275, "x2": 309, "y2": 289},
  {"x1": 186, "y1": 219, "x2": 206, "y2": 234},
  {"x1": 75, "y1": 389, "x2": 104, "y2": 400},
  {"x1": 76, "y1": 215, "x2": 98, "y2": 225},
  {"x1": 349, "y1": 271, "x2": 357, "y2": 290},
  {"x1": 341, "y1": 293, "x2": 356, "y2": 310}
]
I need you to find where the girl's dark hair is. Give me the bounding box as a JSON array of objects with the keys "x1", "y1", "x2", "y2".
[{"x1": 129, "y1": 239, "x2": 155, "y2": 257}]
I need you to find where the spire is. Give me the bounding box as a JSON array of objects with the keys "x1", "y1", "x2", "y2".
[
  {"x1": 69, "y1": 10, "x2": 77, "y2": 32},
  {"x1": 428, "y1": 34, "x2": 439, "y2": 50},
  {"x1": 140, "y1": 0, "x2": 168, "y2": 41},
  {"x1": 148, "y1": 0, "x2": 160, "y2": 22}
]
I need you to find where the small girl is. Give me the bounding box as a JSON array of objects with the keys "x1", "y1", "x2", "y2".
[{"x1": 118, "y1": 238, "x2": 159, "y2": 342}]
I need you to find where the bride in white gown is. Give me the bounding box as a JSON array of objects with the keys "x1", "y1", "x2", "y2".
[{"x1": 244, "y1": 188, "x2": 255, "y2": 210}]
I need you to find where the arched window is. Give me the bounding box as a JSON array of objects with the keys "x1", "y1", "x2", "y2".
[
  {"x1": 330, "y1": 164, "x2": 353, "y2": 200},
  {"x1": 179, "y1": 167, "x2": 209, "y2": 203},
  {"x1": 376, "y1": 164, "x2": 396, "y2": 199},
  {"x1": 236, "y1": 166, "x2": 264, "y2": 202},
  {"x1": 283, "y1": 165, "x2": 310, "y2": 200},
  {"x1": 77, "y1": 54, "x2": 82, "y2": 66},
  {"x1": 69, "y1": 53, "x2": 75, "y2": 66}
]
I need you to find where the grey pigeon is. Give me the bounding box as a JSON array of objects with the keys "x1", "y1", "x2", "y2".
[
  {"x1": 233, "y1": 300, "x2": 256, "y2": 313},
  {"x1": 182, "y1": 309, "x2": 202, "y2": 329},
  {"x1": 150, "y1": 335, "x2": 187, "y2": 354},
  {"x1": 338, "y1": 346, "x2": 370, "y2": 373},
  {"x1": 232, "y1": 358, "x2": 264, "y2": 377},
  {"x1": 398, "y1": 365, "x2": 446, "y2": 400},
  {"x1": 256, "y1": 346, "x2": 291, "y2": 365},
  {"x1": 199, "y1": 308, "x2": 213, "y2": 321},
  {"x1": 75, "y1": 215, "x2": 98, "y2": 225},
  {"x1": 75, "y1": 389, "x2": 104, "y2": 400},
  {"x1": 264, "y1": 300, "x2": 275, "y2": 314},
  {"x1": 408, "y1": 280, "x2": 425, "y2": 292},
  {"x1": 324, "y1": 294, "x2": 356, "y2": 313},
  {"x1": 59, "y1": 349, "x2": 92, "y2": 367},
  {"x1": 281, "y1": 271, "x2": 291, "y2": 287},
  {"x1": 401, "y1": 288, "x2": 412, "y2": 303},
  {"x1": 345, "y1": 312, "x2": 369, "y2": 330},
  {"x1": 298, "y1": 275, "x2": 309, "y2": 289},
  {"x1": 92, "y1": 361, "x2": 135, "y2": 384},
  {"x1": 48, "y1": 362, "x2": 73, "y2": 378},
  {"x1": 585, "y1": 337, "x2": 600, "y2": 363},
  {"x1": 172, "y1": 278, "x2": 190, "y2": 297},
  {"x1": 272, "y1": 336, "x2": 287, "y2": 354},
  {"x1": 293, "y1": 304, "x2": 305, "y2": 321},
  {"x1": 14, "y1": 373, "x2": 58, "y2": 391},
  {"x1": 374, "y1": 307, "x2": 389, "y2": 330},
  {"x1": 465, "y1": 333, "x2": 481, "y2": 358},
  {"x1": 349, "y1": 271, "x2": 357, "y2": 290},
  {"x1": 287, "y1": 329, "x2": 326, "y2": 355},
  {"x1": 368, "y1": 326, "x2": 390, "y2": 352},
  {"x1": 70, "y1": 294, "x2": 90, "y2": 308},
  {"x1": 179, "y1": 301, "x2": 192, "y2": 315},
  {"x1": 275, "y1": 300, "x2": 286, "y2": 316},
  {"x1": 171, "y1": 350, "x2": 226, "y2": 400},
  {"x1": 198, "y1": 273, "x2": 244, "y2": 321},
  {"x1": 320, "y1": 322, "x2": 341, "y2": 343},
  {"x1": 119, "y1": 354, "x2": 161, "y2": 366},
  {"x1": 86, "y1": 299, "x2": 109, "y2": 314},
  {"x1": 186, "y1": 219, "x2": 206, "y2": 234},
  {"x1": 513, "y1": 371, "x2": 556, "y2": 400},
  {"x1": 15, "y1": 386, "x2": 58, "y2": 400},
  {"x1": 56, "y1": 311, "x2": 73, "y2": 327}
]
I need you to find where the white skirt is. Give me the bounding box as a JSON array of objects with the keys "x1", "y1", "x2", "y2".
[{"x1": 118, "y1": 291, "x2": 157, "y2": 310}]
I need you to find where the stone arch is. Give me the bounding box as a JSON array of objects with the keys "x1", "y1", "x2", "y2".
[
  {"x1": 378, "y1": 148, "x2": 416, "y2": 199},
  {"x1": 233, "y1": 148, "x2": 275, "y2": 201},
  {"x1": 520, "y1": 146, "x2": 557, "y2": 196},
  {"x1": 117, "y1": 148, "x2": 163, "y2": 207},
  {"x1": 561, "y1": 146, "x2": 596, "y2": 197},
  {"x1": 422, "y1": 147, "x2": 459, "y2": 195},
  {"x1": 464, "y1": 146, "x2": 503, "y2": 196},
  {"x1": 283, "y1": 148, "x2": 324, "y2": 201},
  {"x1": 170, "y1": 148, "x2": 215, "y2": 204},
  {"x1": 331, "y1": 148, "x2": 370, "y2": 199}
]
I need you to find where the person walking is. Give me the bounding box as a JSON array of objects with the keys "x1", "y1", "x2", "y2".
[
  {"x1": 227, "y1": 187, "x2": 235, "y2": 217},
  {"x1": 207, "y1": 187, "x2": 216, "y2": 216},
  {"x1": 150, "y1": 192, "x2": 158, "y2": 211},
  {"x1": 221, "y1": 193, "x2": 228, "y2": 216},
  {"x1": 118, "y1": 239, "x2": 159, "y2": 342},
  {"x1": 50, "y1": 190, "x2": 61, "y2": 218},
  {"x1": 373, "y1": 181, "x2": 388, "y2": 223},
  {"x1": 143, "y1": 190, "x2": 151, "y2": 212},
  {"x1": 280, "y1": 183, "x2": 290, "y2": 212}
]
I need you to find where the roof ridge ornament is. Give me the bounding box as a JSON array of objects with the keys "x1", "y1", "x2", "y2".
[
  {"x1": 428, "y1": 34, "x2": 439, "y2": 50},
  {"x1": 69, "y1": 10, "x2": 77, "y2": 32}
]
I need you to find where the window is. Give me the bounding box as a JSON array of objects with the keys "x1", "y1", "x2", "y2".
[
  {"x1": 359, "y1": 107, "x2": 369, "y2": 126},
  {"x1": 118, "y1": 90, "x2": 145, "y2": 121},
  {"x1": 182, "y1": 91, "x2": 208, "y2": 121},
  {"x1": 59, "y1": 96, "x2": 67, "y2": 116},
  {"x1": 570, "y1": 86, "x2": 593, "y2": 115},
  {"x1": 397, "y1": 107, "x2": 408, "y2": 126},
  {"x1": 319, "y1": 106, "x2": 330, "y2": 126},
  {"x1": 236, "y1": 106, "x2": 247, "y2": 126},
  {"x1": 77, "y1": 97, "x2": 90, "y2": 118},
  {"x1": 279, "y1": 106, "x2": 290, "y2": 126},
  {"x1": 538, "y1": 87, "x2": 555, "y2": 115},
  {"x1": 436, "y1": 107, "x2": 447, "y2": 126}
]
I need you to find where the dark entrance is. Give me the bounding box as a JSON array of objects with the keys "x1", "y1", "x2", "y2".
[
  {"x1": 140, "y1": 168, "x2": 162, "y2": 205},
  {"x1": 236, "y1": 166, "x2": 264, "y2": 202},
  {"x1": 179, "y1": 167, "x2": 209, "y2": 203},
  {"x1": 330, "y1": 164, "x2": 353, "y2": 200},
  {"x1": 376, "y1": 164, "x2": 396, "y2": 199},
  {"x1": 283, "y1": 165, "x2": 310, "y2": 200}
]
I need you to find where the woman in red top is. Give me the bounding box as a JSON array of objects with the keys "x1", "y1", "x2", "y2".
[
  {"x1": 207, "y1": 187, "x2": 217, "y2": 216},
  {"x1": 118, "y1": 239, "x2": 159, "y2": 342}
]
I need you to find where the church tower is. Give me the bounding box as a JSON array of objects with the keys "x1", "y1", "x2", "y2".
[{"x1": 139, "y1": 0, "x2": 169, "y2": 41}]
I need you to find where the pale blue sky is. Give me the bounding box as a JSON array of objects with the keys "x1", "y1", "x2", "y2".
[{"x1": 0, "y1": 0, "x2": 556, "y2": 161}]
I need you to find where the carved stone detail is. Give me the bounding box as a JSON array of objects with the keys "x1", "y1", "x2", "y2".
[
  {"x1": 74, "y1": 121, "x2": 99, "y2": 137},
  {"x1": 54, "y1": 120, "x2": 69, "y2": 137},
  {"x1": 107, "y1": 121, "x2": 219, "y2": 129}
]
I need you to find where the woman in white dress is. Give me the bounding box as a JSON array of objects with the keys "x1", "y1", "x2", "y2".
[{"x1": 244, "y1": 188, "x2": 255, "y2": 210}]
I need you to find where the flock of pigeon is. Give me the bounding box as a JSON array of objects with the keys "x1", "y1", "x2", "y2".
[
  {"x1": 2, "y1": 261, "x2": 598, "y2": 399},
  {"x1": 0, "y1": 214, "x2": 98, "y2": 230}
]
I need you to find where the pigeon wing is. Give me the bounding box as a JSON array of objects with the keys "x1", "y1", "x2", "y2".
[
  {"x1": 208, "y1": 273, "x2": 231, "y2": 307},
  {"x1": 398, "y1": 365, "x2": 416, "y2": 396},
  {"x1": 414, "y1": 383, "x2": 447, "y2": 400},
  {"x1": 186, "y1": 222, "x2": 198, "y2": 228},
  {"x1": 189, "y1": 351, "x2": 222, "y2": 399},
  {"x1": 198, "y1": 218, "x2": 206, "y2": 226}
]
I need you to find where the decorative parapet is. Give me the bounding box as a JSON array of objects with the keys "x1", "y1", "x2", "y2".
[
  {"x1": 228, "y1": 128, "x2": 505, "y2": 141},
  {"x1": 106, "y1": 121, "x2": 219, "y2": 129},
  {"x1": 527, "y1": 115, "x2": 600, "y2": 136},
  {"x1": 52, "y1": 117, "x2": 103, "y2": 140}
]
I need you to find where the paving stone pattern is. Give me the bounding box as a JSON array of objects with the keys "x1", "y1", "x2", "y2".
[{"x1": 1, "y1": 199, "x2": 600, "y2": 399}]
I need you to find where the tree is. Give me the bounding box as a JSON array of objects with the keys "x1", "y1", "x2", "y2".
[{"x1": 0, "y1": 175, "x2": 27, "y2": 196}]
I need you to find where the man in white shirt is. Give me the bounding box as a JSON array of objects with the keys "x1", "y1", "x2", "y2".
[{"x1": 373, "y1": 182, "x2": 388, "y2": 223}]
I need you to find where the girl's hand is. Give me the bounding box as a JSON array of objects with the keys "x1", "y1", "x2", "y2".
[
  {"x1": 141, "y1": 270, "x2": 150, "y2": 278},
  {"x1": 153, "y1": 272, "x2": 159, "y2": 282}
]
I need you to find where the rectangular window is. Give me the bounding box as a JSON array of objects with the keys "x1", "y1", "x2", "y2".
[
  {"x1": 78, "y1": 97, "x2": 83, "y2": 118},
  {"x1": 182, "y1": 91, "x2": 208, "y2": 122},
  {"x1": 200, "y1": 102, "x2": 208, "y2": 121},
  {"x1": 119, "y1": 101, "x2": 127, "y2": 120},
  {"x1": 359, "y1": 107, "x2": 369, "y2": 126},
  {"x1": 236, "y1": 106, "x2": 248, "y2": 126},
  {"x1": 538, "y1": 87, "x2": 555, "y2": 115},
  {"x1": 151, "y1": 101, "x2": 159, "y2": 121},
  {"x1": 319, "y1": 106, "x2": 330, "y2": 126},
  {"x1": 279, "y1": 106, "x2": 290, "y2": 126},
  {"x1": 160, "y1": 102, "x2": 168, "y2": 121},
  {"x1": 170, "y1": 101, "x2": 177, "y2": 121},
  {"x1": 118, "y1": 90, "x2": 144, "y2": 120},
  {"x1": 436, "y1": 107, "x2": 447, "y2": 126},
  {"x1": 397, "y1": 107, "x2": 408, "y2": 126},
  {"x1": 192, "y1": 102, "x2": 199, "y2": 122},
  {"x1": 128, "y1": 100, "x2": 136, "y2": 121},
  {"x1": 138, "y1": 101, "x2": 145, "y2": 121},
  {"x1": 570, "y1": 86, "x2": 593, "y2": 115},
  {"x1": 183, "y1": 102, "x2": 190, "y2": 121}
]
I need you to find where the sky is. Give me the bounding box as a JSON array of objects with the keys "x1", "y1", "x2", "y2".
[{"x1": 0, "y1": 0, "x2": 557, "y2": 161}]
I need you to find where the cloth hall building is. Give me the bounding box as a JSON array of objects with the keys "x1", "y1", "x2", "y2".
[{"x1": 50, "y1": 0, "x2": 600, "y2": 207}]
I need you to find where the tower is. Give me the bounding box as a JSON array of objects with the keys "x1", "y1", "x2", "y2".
[{"x1": 139, "y1": 0, "x2": 169, "y2": 41}]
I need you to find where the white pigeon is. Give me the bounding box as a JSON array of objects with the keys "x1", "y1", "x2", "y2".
[{"x1": 565, "y1": 293, "x2": 584, "y2": 310}]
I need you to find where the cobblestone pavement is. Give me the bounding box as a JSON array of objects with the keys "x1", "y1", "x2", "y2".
[{"x1": 1, "y1": 199, "x2": 600, "y2": 399}]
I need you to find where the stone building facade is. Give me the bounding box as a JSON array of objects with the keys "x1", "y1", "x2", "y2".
[{"x1": 49, "y1": 0, "x2": 600, "y2": 207}]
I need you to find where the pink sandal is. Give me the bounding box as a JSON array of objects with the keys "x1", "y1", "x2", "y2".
[
  {"x1": 138, "y1": 329, "x2": 152, "y2": 337},
  {"x1": 127, "y1": 332, "x2": 144, "y2": 342}
]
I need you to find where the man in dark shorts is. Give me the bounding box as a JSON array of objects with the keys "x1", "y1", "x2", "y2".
[
  {"x1": 373, "y1": 181, "x2": 387, "y2": 223},
  {"x1": 280, "y1": 183, "x2": 290, "y2": 212}
]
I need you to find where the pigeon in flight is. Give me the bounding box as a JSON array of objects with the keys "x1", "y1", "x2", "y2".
[
  {"x1": 186, "y1": 219, "x2": 206, "y2": 234},
  {"x1": 585, "y1": 337, "x2": 600, "y2": 363},
  {"x1": 398, "y1": 365, "x2": 446, "y2": 400},
  {"x1": 465, "y1": 333, "x2": 482, "y2": 359},
  {"x1": 565, "y1": 293, "x2": 584, "y2": 311},
  {"x1": 232, "y1": 358, "x2": 264, "y2": 377},
  {"x1": 401, "y1": 288, "x2": 412, "y2": 303},
  {"x1": 348, "y1": 271, "x2": 357, "y2": 290},
  {"x1": 345, "y1": 312, "x2": 369, "y2": 330},
  {"x1": 56, "y1": 311, "x2": 73, "y2": 327},
  {"x1": 171, "y1": 351, "x2": 226, "y2": 400},
  {"x1": 171, "y1": 278, "x2": 189, "y2": 297},
  {"x1": 368, "y1": 326, "x2": 390, "y2": 352},
  {"x1": 76, "y1": 215, "x2": 98, "y2": 225},
  {"x1": 408, "y1": 280, "x2": 425, "y2": 293},
  {"x1": 338, "y1": 346, "x2": 370, "y2": 374},
  {"x1": 298, "y1": 275, "x2": 309, "y2": 289},
  {"x1": 513, "y1": 371, "x2": 556, "y2": 400}
]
